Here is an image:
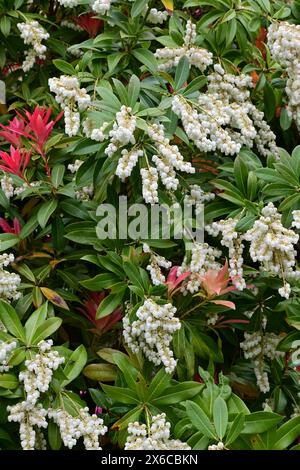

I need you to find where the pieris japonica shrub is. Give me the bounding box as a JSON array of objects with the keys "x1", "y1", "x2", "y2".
[{"x1": 0, "y1": 0, "x2": 300, "y2": 451}]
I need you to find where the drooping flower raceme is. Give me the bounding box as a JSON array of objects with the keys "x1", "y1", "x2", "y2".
[
  {"x1": 244, "y1": 202, "x2": 300, "y2": 298},
  {"x1": 0, "y1": 340, "x2": 17, "y2": 372},
  {"x1": 268, "y1": 22, "x2": 300, "y2": 129},
  {"x1": 147, "y1": 9, "x2": 168, "y2": 24},
  {"x1": 140, "y1": 167, "x2": 159, "y2": 204},
  {"x1": 172, "y1": 64, "x2": 279, "y2": 158},
  {"x1": 91, "y1": 0, "x2": 112, "y2": 15},
  {"x1": 48, "y1": 407, "x2": 107, "y2": 450},
  {"x1": 125, "y1": 413, "x2": 191, "y2": 450},
  {"x1": 57, "y1": 0, "x2": 80, "y2": 6},
  {"x1": 143, "y1": 244, "x2": 172, "y2": 285},
  {"x1": 123, "y1": 299, "x2": 180, "y2": 373},
  {"x1": 17, "y1": 21, "x2": 49, "y2": 72},
  {"x1": 49, "y1": 75, "x2": 91, "y2": 136},
  {"x1": 155, "y1": 20, "x2": 213, "y2": 72},
  {"x1": 105, "y1": 106, "x2": 137, "y2": 157},
  {"x1": 206, "y1": 219, "x2": 246, "y2": 291},
  {"x1": 68, "y1": 158, "x2": 93, "y2": 200},
  {"x1": 178, "y1": 242, "x2": 221, "y2": 294},
  {"x1": 240, "y1": 331, "x2": 284, "y2": 393},
  {"x1": 8, "y1": 401, "x2": 48, "y2": 450},
  {"x1": 292, "y1": 210, "x2": 300, "y2": 229},
  {"x1": 147, "y1": 123, "x2": 195, "y2": 191},
  {"x1": 19, "y1": 340, "x2": 65, "y2": 407},
  {"x1": 115, "y1": 148, "x2": 143, "y2": 181},
  {"x1": 0, "y1": 253, "x2": 21, "y2": 301}
]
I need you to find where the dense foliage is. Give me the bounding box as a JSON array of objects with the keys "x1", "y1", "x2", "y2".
[{"x1": 0, "y1": 0, "x2": 300, "y2": 451}]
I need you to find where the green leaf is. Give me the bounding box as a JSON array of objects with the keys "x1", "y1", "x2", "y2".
[
  {"x1": 111, "y1": 406, "x2": 143, "y2": 431},
  {"x1": 0, "y1": 373, "x2": 18, "y2": 390},
  {"x1": 83, "y1": 363, "x2": 117, "y2": 382},
  {"x1": 0, "y1": 16, "x2": 11, "y2": 37},
  {"x1": 107, "y1": 52, "x2": 125, "y2": 73},
  {"x1": 234, "y1": 156, "x2": 248, "y2": 195},
  {"x1": 273, "y1": 416, "x2": 300, "y2": 450},
  {"x1": 260, "y1": 0, "x2": 271, "y2": 13},
  {"x1": 131, "y1": 0, "x2": 149, "y2": 18},
  {"x1": 220, "y1": 9, "x2": 236, "y2": 23},
  {"x1": 182, "y1": 76, "x2": 207, "y2": 96},
  {"x1": 96, "y1": 290, "x2": 125, "y2": 320},
  {"x1": 48, "y1": 422, "x2": 62, "y2": 450},
  {"x1": 0, "y1": 233, "x2": 19, "y2": 252},
  {"x1": 128, "y1": 75, "x2": 141, "y2": 107},
  {"x1": 25, "y1": 303, "x2": 48, "y2": 345},
  {"x1": 213, "y1": 396, "x2": 228, "y2": 440},
  {"x1": 243, "y1": 412, "x2": 283, "y2": 434},
  {"x1": 101, "y1": 384, "x2": 139, "y2": 404},
  {"x1": 147, "y1": 368, "x2": 171, "y2": 401},
  {"x1": 53, "y1": 59, "x2": 76, "y2": 75},
  {"x1": 225, "y1": 413, "x2": 245, "y2": 446},
  {"x1": 132, "y1": 49, "x2": 158, "y2": 73},
  {"x1": 37, "y1": 200, "x2": 58, "y2": 229},
  {"x1": 0, "y1": 301, "x2": 26, "y2": 342},
  {"x1": 264, "y1": 81, "x2": 276, "y2": 121},
  {"x1": 186, "y1": 400, "x2": 217, "y2": 439},
  {"x1": 51, "y1": 164, "x2": 65, "y2": 188},
  {"x1": 153, "y1": 382, "x2": 202, "y2": 405},
  {"x1": 174, "y1": 56, "x2": 190, "y2": 90},
  {"x1": 80, "y1": 273, "x2": 120, "y2": 290},
  {"x1": 62, "y1": 345, "x2": 88, "y2": 386},
  {"x1": 31, "y1": 317, "x2": 62, "y2": 345},
  {"x1": 112, "y1": 353, "x2": 139, "y2": 391}
]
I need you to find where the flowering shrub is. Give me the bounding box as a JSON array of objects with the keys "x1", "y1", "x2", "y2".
[{"x1": 0, "y1": 0, "x2": 300, "y2": 451}]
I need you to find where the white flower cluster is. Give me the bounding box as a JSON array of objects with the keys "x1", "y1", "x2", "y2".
[
  {"x1": 292, "y1": 210, "x2": 300, "y2": 229},
  {"x1": 244, "y1": 202, "x2": 300, "y2": 298},
  {"x1": 58, "y1": 0, "x2": 79, "y2": 6},
  {"x1": 148, "y1": 123, "x2": 195, "y2": 191},
  {"x1": 105, "y1": 106, "x2": 136, "y2": 157},
  {"x1": 17, "y1": 21, "x2": 49, "y2": 72},
  {"x1": 91, "y1": 0, "x2": 112, "y2": 15},
  {"x1": 179, "y1": 242, "x2": 221, "y2": 294},
  {"x1": 68, "y1": 159, "x2": 93, "y2": 200},
  {"x1": 116, "y1": 148, "x2": 143, "y2": 181},
  {"x1": 7, "y1": 340, "x2": 64, "y2": 450},
  {"x1": 61, "y1": 20, "x2": 83, "y2": 32},
  {"x1": 206, "y1": 219, "x2": 246, "y2": 290},
  {"x1": 125, "y1": 413, "x2": 191, "y2": 450},
  {"x1": 140, "y1": 167, "x2": 159, "y2": 204},
  {"x1": 184, "y1": 184, "x2": 215, "y2": 206},
  {"x1": 68, "y1": 159, "x2": 84, "y2": 174},
  {"x1": 147, "y1": 9, "x2": 168, "y2": 24},
  {"x1": 208, "y1": 441, "x2": 225, "y2": 450},
  {"x1": 1, "y1": 175, "x2": 14, "y2": 199},
  {"x1": 19, "y1": 339, "x2": 65, "y2": 406},
  {"x1": 0, "y1": 340, "x2": 17, "y2": 372},
  {"x1": 172, "y1": 64, "x2": 278, "y2": 158},
  {"x1": 84, "y1": 119, "x2": 109, "y2": 142},
  {"x1": 268, "y1": 22, "x2": 300, "y2": 128},
  {"x1": 7, "y1": 402, "x2": 48, "y2": 450},
  {"x1": 240, "y1": 331, "x2": 284, "y2": 393},
  {"x1": 0, "y1": 253, "x2": 21, "y2": 301},
  {"x1": 123, "y1": 299, "x2": 180, "y2": 373},
  {"x1": 143, "y1": 244, "x2": 172, "y2": 285},
  {"x1": 48, "y1": 407, "x2": 107, "y2": 450},
  {"x1": 48, "y1": 75, "x2": 91, "y2": 136},
  {"x1": 7, "y1": 339, "x2": 107, "y2": 450},
  {"x1": 155, "y1": 20, "x2": 213, "y2": 72}
]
